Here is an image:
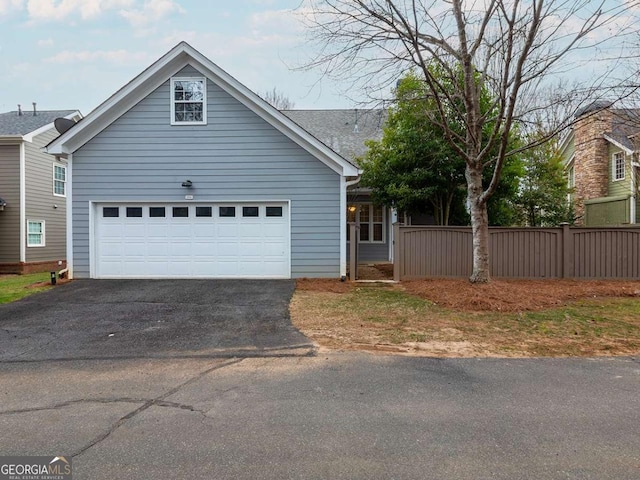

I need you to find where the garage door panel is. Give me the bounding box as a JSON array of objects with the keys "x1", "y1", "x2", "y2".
[
  {"x1": 218, "y1": 225, "x2": 239, "y2": 237},
  {"x1": 147, "y1": 225, "x2": 169, "y2": 237},
  {"x1": 124, "y1": 242, "x2": 147, "y2": 256},
  {"x1": 146, "y1": 242, "x2": 169, "y2": 256},
  {"x1": 143, "y1": 262, "x2": 170, "y2": 276},
  {"x1": 217, "y1": 242, "x2": 239, "y2": 256},
  {"x1": 96, "y1": 202, "x2": 289, "y2": 278}
]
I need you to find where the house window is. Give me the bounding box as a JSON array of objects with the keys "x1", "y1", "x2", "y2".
[
  {"x1": 27, "y1": 220, "x2": 45, "y2": 247},
  {"x1": 567, "y1": 165, "x2": 575, "y2": 189},
  {"x1": 613, "y1": 152, "x2": 625, "y2": 181},
  {"x1": 171, "y1": 77, "x2": 206, "y2": 125},
  {"x1": 347, "y1": 204, "x2": 385, "y2": 243},
  {"x1": 53, "y1": 164, "x2": 66, "y2": 197}
]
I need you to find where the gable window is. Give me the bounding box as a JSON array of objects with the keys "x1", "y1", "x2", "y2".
[
  {"x1": 53, "y1": 164, "x2": 66, "y2": 197},
  {"x1": 171, "y1": 77, "x2": 206, "y2": 125},
  {"x1": 347, "y1": 204, "x2": 385, "y2": 243},
  {"x1": 27, "y1": 220, "x2": 45, "y2": 247},
  {"x1": 613, "y1": 152, "x2": 625, "y2": 181}
]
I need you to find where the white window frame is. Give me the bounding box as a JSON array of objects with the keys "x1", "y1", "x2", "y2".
[
  {"x1": 53, "y1": 163, "x2": 66, "y2": 197},
  {"x1": 170, "y1": 77, "x2": 207, "y2": 125},
  {"x1": 612, "y1": 151, "x2": 625, "y2": 182},
  {"x1": 27, "y1": 220, "x2": 45, "y2": 247},
  {"x1": 348, "y1": 203, "x2": 386, "y2": 244}
]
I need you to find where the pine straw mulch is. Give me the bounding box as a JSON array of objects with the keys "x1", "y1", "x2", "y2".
[
  {"x1": 297, "y1": 278, "x2": 640, "y2": 313},
  {"x1": 403, "y1": 279, "x2": 640, "y2": 312}
]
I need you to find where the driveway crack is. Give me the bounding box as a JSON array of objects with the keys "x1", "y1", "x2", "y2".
[{"x1": 70, "y1": 358, "x2": 244, "y2": 458}]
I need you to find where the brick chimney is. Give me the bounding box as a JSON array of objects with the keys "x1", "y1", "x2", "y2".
[{"x1": 572, "y1": 105, "x2": 612, "y2": 223}]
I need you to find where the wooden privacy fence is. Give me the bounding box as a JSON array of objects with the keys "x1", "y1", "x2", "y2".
[{"x1": 393, "y1": 224, "x2": 640, "y2": 280}]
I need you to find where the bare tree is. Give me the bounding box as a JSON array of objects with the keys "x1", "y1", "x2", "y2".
[
  {"x1": 301, "y1": 0, "x2": 640, "y2": 282},
  {"x1": 261, "y1": 87, "x2": 296, "y2": 110}
]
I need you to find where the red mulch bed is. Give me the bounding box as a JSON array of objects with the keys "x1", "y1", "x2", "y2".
[{"x1": 403, "y1": 279, "x2": 640, "y2": 312}]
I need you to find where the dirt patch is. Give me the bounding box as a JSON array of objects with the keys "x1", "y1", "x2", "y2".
[
  {"x1": 403, "y1": 278, "x2": 640, "y2": 312},
  {"x1": 296, "y1": 278, "x2": 352, "y2": 293},
  {"x1": 27, "y1": 278, "x2": 72, "y2": 289}
]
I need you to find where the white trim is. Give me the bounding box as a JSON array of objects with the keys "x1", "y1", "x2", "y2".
[
  {"x1": 52, "y1": 163, "x2": 67, "y2": 197},
  {"x1": 19, "y1": 142, "x2": 26, "y2": 262},
  {"x1": 26, "y1": 219, "x2": 45, "y2": 247},
  {"x1": 66, "y1": 154, "x2": 74, "y2": 278},
  {"x1": 170, "y1": 76, "x2": 207, "y2": 126},
  {"x1": 90, "y1": 200, "x2": 292, "y2": 279},
  {"x1": 612, "y1": 151, "x2": 625, "y2": 182},
  {"x1": 388, "y1": 208, "x2": 395, "y2": 262},
  {"x1": 44, "y1": 42, "x2": 360, "y2": 177},
  {"x1": 23, "y1": 111, "x2": 82, "y2": 143},
  {"x1": 340, "y1": 176, "x2": 346, "y2": 278},
  {"x1": 89, "y1": 201, "x2": 96, "y2": 278},
  {"x1": 603, "y1": 134, "x2": 634, "y2": 155},
  {"x1": 631, "y1": 163, "x2": 637, "y2": 225}
]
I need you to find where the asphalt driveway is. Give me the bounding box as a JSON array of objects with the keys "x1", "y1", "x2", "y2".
[{"x1": 0, "y1": 279, "x2": 314, "y2": 361}]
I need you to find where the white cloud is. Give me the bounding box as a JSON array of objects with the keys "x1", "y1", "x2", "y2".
[
  {"x1": 37, "y1": 37, "x2": 54, "y2": 47},
  {"x1": 0, "y1": 0, "x2": 23, "y2": 15},
  {"x1": 119, "y1": 0, "x2": 183, "y2": 27},
  {"x1": 25, "y1": 0, "x2": 133, "y2": 22},
  {"x1": 44, "y1": 48, "x2": 151, "y2": 64}
]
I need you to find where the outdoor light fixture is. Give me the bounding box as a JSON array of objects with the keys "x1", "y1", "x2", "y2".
[
  {"x1": 181, "y1": 180, "x2": 193, "y2": 188},
  {"x1": 348, "y1": 205, "x2": 357, "y2": 212}
]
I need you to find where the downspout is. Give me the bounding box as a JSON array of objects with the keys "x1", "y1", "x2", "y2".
[
  {"x1": 340, "y1": 175, "x2": 361, "y2": 280},
  {"x1": 19, "y1": 141, "x2": 26, "y2": 264}
]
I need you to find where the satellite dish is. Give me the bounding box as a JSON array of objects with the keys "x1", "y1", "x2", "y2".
[{"x1": 54, "y1": 118, "x2": 76, "y2": 135}]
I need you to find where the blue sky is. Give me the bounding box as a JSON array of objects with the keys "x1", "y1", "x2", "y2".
[{"x1": 0, "y1": 0, "x2": 355, "y2": 115}]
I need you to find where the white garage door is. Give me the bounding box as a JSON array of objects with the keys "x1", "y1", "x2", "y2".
[{"x1": 94, "y1": 203, "x2": 290, "y2": 278}]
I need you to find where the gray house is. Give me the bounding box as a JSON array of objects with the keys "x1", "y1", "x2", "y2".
[
  {"x1": 0, "y1": 108, "x2": 81, "y2": 274},
  {"x1": 46, "y1": 42, "x2": 360, "y2": 279}
]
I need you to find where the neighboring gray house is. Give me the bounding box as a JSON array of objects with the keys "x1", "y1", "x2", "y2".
[
  {"x1": 0, "y1": 108, "x2": 81, "y2": 274},
  {"x1": 46, "y1": 42, "x2": 360, "y2": 279},
  {"x1": 282, "y1": 109, "x2": 392, "y2": 263}
]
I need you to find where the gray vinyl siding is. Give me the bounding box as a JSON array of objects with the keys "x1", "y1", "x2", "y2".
[
  {"x1": 24, "y1": 129, "x2": 67, "y2": 263},
  {"x1": 0, "y1": 144, "x2": 20, "y2": 263},
  {"x1": 72, "y1": 64, "x2": 341, "y2": 278}
]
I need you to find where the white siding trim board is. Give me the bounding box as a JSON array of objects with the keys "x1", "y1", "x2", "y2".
[
  {"x1": 19, "y1": 142, "x2": 26, "y2": 262},
  {"x1": 66, "y1": 154, "x2": 74, "y2": 278}
]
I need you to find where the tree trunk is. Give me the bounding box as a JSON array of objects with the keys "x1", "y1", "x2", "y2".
[{"x1": 466, "y1": 164, "x2": 490, "y2": 283}]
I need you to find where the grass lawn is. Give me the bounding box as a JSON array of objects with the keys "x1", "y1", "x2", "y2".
[
  {"x1": 290, "y1": 281, "x2": 640, "y2": 357},
  {"x1": 0, "y1": 273, "x2": 53, "y2": 305}
]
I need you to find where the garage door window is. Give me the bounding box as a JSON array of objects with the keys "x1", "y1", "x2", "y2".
[
  {"x1": 173, "y1": 207, "x2": 189, "y2": 217},
  {"x1": 126, "y1": 207, "x2": 143, "y2": 218},
  {"x1": 266, "y1": 206, "x2": 283, "y2": 217},
  {"x1": 243, "y1": 206, "x2": 259, "y2": 217},
  {"x1": 149, "y1": 207, "x2": 166, "y2": 217},
  {"x1": 103, "y1": 207, "x2": 119, "y2": 218},
  {"x1": 196, "y1": 206, "x2": 212, "y2": 217},
  {"x1": 219, "y1": 206, "x2": 235, "y2": 217}
]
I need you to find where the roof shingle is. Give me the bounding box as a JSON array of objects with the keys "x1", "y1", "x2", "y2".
[{"x1": 0, "y1": 110, "x2": 77, "y2": 136}]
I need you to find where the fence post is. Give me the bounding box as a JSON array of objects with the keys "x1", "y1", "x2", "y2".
[
  {"x1": 561, "y1": 223, "x2": 573, "y2": 279},
  {"x1": 393, "y1": 222, "x2": 401, "y2": 282},
  {"x1": 349, "y1": 223, "x2": 358, "y2": 281}
]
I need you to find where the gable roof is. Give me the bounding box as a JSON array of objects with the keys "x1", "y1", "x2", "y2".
[
  {"x1": 0, "y1": 110, "x2": 77, "y2": 136},
  {"x1": 46, "y1": 42, "x2": 360, "y2": 177},
  {"x1": 282, "y1": 109, "x2": 386, "y2": 161}
]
